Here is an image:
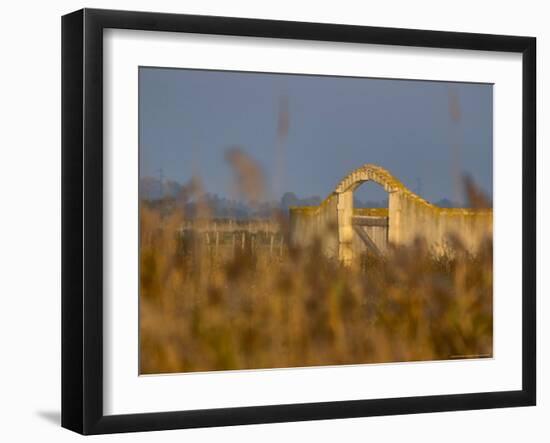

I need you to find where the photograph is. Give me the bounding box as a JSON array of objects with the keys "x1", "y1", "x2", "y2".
[{"x1": 138, "y1": 67, "x2": 494, "y2": 375}]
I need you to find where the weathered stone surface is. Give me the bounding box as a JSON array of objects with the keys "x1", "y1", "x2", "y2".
[{"x1": 289, "y1": 164, "x2": 492, "y2": 263}]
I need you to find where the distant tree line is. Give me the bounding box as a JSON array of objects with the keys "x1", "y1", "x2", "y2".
[{"x1": 140, "y1": 176, "x2": 462, "y2": 219}]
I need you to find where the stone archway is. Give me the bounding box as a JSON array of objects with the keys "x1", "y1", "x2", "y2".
[
  {"x1": 288, "y1": 163, "x2": 492, "y2": 265},
  {"x1": 334, "y1": 164, "x2": 408, "y2": 264}
]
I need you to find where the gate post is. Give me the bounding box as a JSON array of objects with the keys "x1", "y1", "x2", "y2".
[
  {"x1": 337, "y1": 190, "x2": 354, "y2": 265},
  {"x1": 387, "y1": 191, "x2": 401, "y2": 245}
]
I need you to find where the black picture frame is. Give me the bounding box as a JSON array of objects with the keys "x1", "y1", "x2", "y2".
[{"x1": 62, "y1": 8, "x2": 536, "y2": 435}]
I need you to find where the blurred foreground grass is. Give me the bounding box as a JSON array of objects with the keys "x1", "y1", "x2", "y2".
[{"x1": 140, "y1": 205, "x2": 492, "y2": 374}]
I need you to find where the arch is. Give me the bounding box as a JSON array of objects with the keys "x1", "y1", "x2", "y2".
[
  {"x1": 335, "y1": 164, "x2": 406, "y2": 193},
  {"x1": 333, "y1": 164, "x2": 430, "y2": 264},
  {"x1": 288, "y1": 163, "x2": 493, "y2": 264},
  {"x1": 334, "y1": 164, "x2": 430, "y2": 207}
]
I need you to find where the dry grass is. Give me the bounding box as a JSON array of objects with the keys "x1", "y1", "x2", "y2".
[{"x1": 139, "y1": 204, "x2": 492, "y2": 374}]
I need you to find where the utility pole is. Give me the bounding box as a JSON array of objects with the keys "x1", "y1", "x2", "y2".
[{"x1": 158, "y1": 167, "x2": 164, "y2": 200}]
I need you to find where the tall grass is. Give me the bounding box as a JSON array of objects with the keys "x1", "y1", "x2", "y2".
[{"x1": 139, "y1": 204, "x2": 492, "y2": 374}]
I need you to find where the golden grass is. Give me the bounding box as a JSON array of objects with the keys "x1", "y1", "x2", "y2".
[{"x1": 139, "y1": 204, "x2": 492, "y2": 374}]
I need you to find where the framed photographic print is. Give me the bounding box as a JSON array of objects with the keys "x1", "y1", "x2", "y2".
[{"x1": 61, "y1": 8, "x2": 536, "y2": 434}]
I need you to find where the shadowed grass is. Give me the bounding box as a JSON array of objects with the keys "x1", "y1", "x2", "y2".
[{"x1": 140, "y1": 205, "x2": 492, "y2": 374}]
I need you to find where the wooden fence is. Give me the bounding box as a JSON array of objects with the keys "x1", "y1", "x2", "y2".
[{"x1": 178, "y1": 219, "x2": 285, "y2": 257}]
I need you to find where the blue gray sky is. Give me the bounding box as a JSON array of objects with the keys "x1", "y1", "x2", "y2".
[{"x1": 139, "y1": 67, "x2": 492, "y2": 205}]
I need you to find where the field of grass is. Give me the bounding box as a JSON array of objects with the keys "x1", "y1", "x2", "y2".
[{"x1": 139, "y1": 204, "x2": 493, "y2": 374}]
